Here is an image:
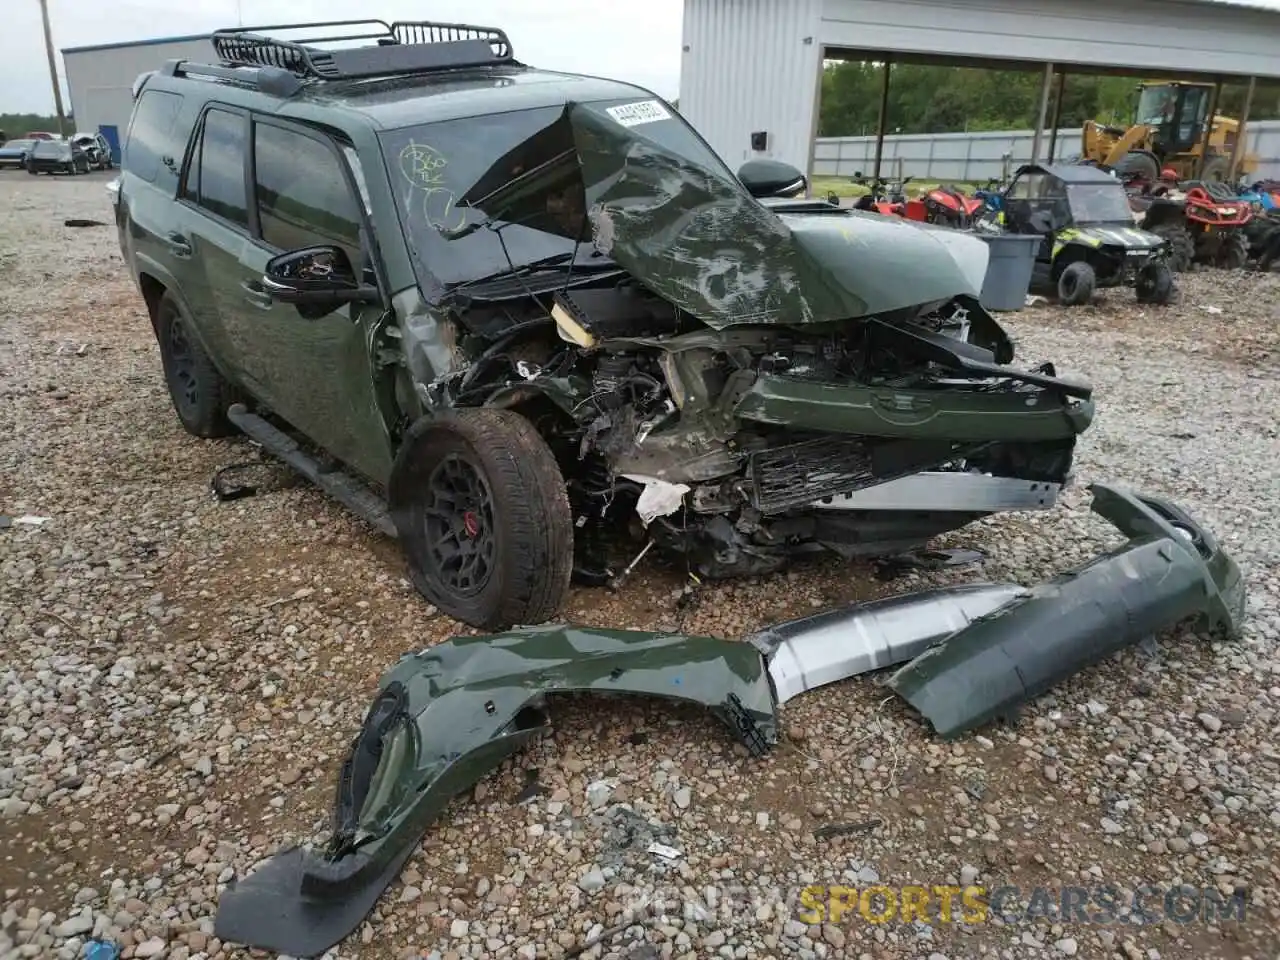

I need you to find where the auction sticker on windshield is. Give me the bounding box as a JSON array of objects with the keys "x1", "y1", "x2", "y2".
[{"x1": 606, "y1": 100, "x2": 671, "y2": 127}]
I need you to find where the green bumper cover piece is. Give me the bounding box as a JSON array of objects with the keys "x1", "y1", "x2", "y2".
[
  {"x1": 214, "y1": 626, "x2": 775, "y2": 957},
  {"x1": 735, "y1": 376, "x2": 1095, "y2": 441},
  {"x1": 887, "y1": 483, "x2": 1246, "y2": 738},
  {"x1": 215, "y1": 485, "x2": 1243, "y2": 957}
]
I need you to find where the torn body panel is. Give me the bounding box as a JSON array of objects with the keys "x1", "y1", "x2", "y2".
[
  {"x1": 887, "y1": 484, "x2": 1246, "y2": 739},
  {"x1": 215, "y1": 485, "x2": 1243, "y2": 958},
  {"x1": 570, "y1": 103, "x2": 988, "y2": 328},
  {"x1": 215, "y1": 625, "x2": 775, "y2": 957}
]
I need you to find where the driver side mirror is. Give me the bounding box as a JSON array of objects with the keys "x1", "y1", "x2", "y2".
[
  {"x1": 261, "y1": 245, "x2": 379, "y2": 307},
  {"x1": 737, "y1": 159, "x2": 808, "y2": 199}
]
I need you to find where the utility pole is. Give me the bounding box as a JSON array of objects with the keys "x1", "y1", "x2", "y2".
[{"x1": 38, "y1": 0, "x2": 68, "y2": 137}]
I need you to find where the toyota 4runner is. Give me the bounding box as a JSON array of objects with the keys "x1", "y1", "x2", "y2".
[{"x1": 116, "y1": 18, "x2": 1095, "y2": 629}]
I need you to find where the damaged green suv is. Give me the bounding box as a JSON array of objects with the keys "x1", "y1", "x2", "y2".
[{"x1": 118, "y1": 19, "x2": 1095, "y2": 629}]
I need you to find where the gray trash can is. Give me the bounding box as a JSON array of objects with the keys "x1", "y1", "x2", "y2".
[{"x1": 972, "y1": 233, "x2": 1041, "y2": 312}]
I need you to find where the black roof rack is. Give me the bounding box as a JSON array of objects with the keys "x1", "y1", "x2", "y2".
[{"x1": 208, "y1": 18, "x2": 515, "y2": 83}]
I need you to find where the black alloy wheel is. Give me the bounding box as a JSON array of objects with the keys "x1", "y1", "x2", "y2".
[{"x1": 421, "y1": 453, "x2": 498, "y2": 597}]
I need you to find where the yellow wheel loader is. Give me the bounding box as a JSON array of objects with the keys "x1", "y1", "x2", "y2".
[{"x1": 1081, "y1": 81, "x2": 1257, "y2": 183}]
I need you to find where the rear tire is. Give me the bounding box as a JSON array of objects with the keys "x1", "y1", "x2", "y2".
[
  {"x1": 1118, "y1": 151, "x2": 1160, "y2": 183},
  {"x1": 1057, "y1": 261, "x2": 1096, "y2": 306},
  {"x1": 389, "y1": 409, "x2": 574, "y2": 630},
  {"x1": 1147, "y1": 221, "x2": 1195, "y2": 272},
  {"x1": 155, "y1": 292, "x2": 237, "y2": 438},
  {"x1": 1136, "y1": 261, "x2": 1175, "y2": 304},
  {"x1": 1216, "y1": 232, "x2": 1249, "y2": 270},
  {"x1": 1200, "y1": 156, "x2": 1230, "y2": 183}
]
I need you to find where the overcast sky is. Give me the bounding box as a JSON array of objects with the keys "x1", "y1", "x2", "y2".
[
  {"x1": 4, "y1": 0, "x2": 1279, "y2": 117},
  {"x1": 1, "y1": 0, "x2": 685, "y2": 115}
]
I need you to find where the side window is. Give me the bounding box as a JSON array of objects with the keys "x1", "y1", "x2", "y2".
[
  {"x1": 181, "y1": 124, "x2": 202, "y2": 204},
  {"x1": 253, "y1": 122, "x2": 363, "y2": 265},
  {"x1": 124, "y1": 89, "x2": 183, "y2": 182},
  {"x1": 190, "y1": 109, "x2": 249, "y2": 228},
  {"x1": 1008, "y1": 173, "x2": 1041, "y2": 199}
]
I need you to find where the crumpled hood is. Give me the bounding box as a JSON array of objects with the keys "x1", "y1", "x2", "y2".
[{"x1": 570, "y1": 105, "x2": 988, "y2": 328}]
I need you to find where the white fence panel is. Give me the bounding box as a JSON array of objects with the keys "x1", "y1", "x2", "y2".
[{"x1": 813, "y1": 121, "x2": 1280, "y2": 182}]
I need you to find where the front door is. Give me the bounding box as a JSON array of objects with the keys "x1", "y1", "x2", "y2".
[{"x1": 229, "y1": 117, "x2": 392, "y2": 483}]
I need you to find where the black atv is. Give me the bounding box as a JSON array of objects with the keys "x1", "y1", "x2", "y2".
[{"x1": 998, "y1": 163, "x2": 1175, "y2": 306}]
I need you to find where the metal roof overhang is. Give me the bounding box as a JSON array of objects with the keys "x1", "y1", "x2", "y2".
[{"x1": 816, "y1": 0, "x2": 1280, "y2": 82}]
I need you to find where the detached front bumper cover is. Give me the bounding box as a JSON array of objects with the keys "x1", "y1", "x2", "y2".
[
  {"x1": 886, "y1": 483, "x2": 1246, "y2": 739},
  {"x1": 215, "y1": 484, "x2": 1243, "y2": 957},
  {"x1": 214, "y1": 626, "x2": 776, "y2": 957}
]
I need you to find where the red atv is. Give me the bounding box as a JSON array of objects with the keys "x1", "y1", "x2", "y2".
[
  {"x1": 1131, "y1": 175, "x2": 1253, "y2": 271},
  {"x1": 923, "y1": 184, "x2": 984, "y2": 229},
  {"x1": 851, "y1": 174, "x2": 927, "y2": 221}
]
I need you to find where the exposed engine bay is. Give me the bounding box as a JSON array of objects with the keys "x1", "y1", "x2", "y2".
[{"x1": 400, "y1": 269, "x2": 1094, "y2": 581}]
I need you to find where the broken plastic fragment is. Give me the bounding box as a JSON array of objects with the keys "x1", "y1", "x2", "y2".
[
  {"x1": 647, "y1": 841, "x2": 682, "y2": 860},
  {"x1": 623, "y1": 475, "x2": 690, "y2": 525}
]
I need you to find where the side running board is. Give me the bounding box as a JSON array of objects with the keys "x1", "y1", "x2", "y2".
[{"x1": 226, "y1": 404, "x2": 397, "y2": 539}]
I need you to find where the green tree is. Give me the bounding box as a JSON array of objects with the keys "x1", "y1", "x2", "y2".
[
  {"x1": 0, "y1": 113, "x2": 67, "y2": 141},
  {"x1": 817, "y1": 63, "x2": 1279, "y2": 138}
]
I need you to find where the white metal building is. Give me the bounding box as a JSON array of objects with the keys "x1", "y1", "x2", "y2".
[
  {"x1": 679, "y1": 0, "x2": 1280, "y2": 176},
  {"x1": 62, "y1": 35, "x2": 215, "y2": 162}
]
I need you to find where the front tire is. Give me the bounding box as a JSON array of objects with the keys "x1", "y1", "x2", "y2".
[
  {"x1": 1057, "y1": 261, "x2": 1096, "y2": 306},
  {"x1": 1216, "y1": 232, "x2": 1249, "y2": 270},
  {"x1": 1147, "y1": 221, "x2": 1195, "y2": 272},
  {"x1": 1136, "y1": 261, "x2": 1174, "y2": 304},
  {"x1": 155, "y1": 292, "x2": 237, "y2": 438},
  {"x1": 390, "y1": 409, "x2": 573, "y2": 630}
]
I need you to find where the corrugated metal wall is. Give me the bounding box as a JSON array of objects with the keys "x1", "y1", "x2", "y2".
[
  {"x1": 64, "y1": 38, "x2": 216, "y2": 141},
  {"x1": 813, "y1": 121, "x2": 1280, "y2": 182},
  {"x1": 679, "y1": 0, "x2": 823, "y2": 171}
]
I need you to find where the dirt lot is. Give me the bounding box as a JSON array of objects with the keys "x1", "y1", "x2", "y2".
[{"x1": 2, "y1": 169, "x2": 1279, "y2": 960}]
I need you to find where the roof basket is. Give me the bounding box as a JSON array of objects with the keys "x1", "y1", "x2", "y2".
[{"x1": 209, "y1": 18, "x2": 515, "y2": 82}]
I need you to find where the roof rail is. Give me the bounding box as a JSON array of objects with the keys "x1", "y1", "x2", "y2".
[
  {"x1": 208, "y1": 18, "x2": 515, "y2": 83},
  {"x1": 161, "y1": 58, "x2": 305, "y2": 98}
]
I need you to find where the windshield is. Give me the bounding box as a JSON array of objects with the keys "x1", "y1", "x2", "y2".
[
  {"x1": 4, "y1": 139, "x2": 34, "y2": 150},
  {"x1": 1136, "y1": 85, "x2": 1177, "y2": 126},
  {"x1": 378, "y1": 97, "x2": 737, "y2": 297},
  {"x1": 1067, "y1": 184, "x2": 1134, "y2": 224}
]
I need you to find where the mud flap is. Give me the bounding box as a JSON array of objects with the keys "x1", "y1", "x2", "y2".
[
  {"x1": 887, "y1": 484, "x2": 1245, "y2": 739},
  {"x1": 214, "y1": 843, "x2": 416, "y2": 959}
]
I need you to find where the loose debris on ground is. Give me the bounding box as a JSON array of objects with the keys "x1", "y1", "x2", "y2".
[{"x1": 2, "y1": 171, "x2": 1279, "y2": 960}]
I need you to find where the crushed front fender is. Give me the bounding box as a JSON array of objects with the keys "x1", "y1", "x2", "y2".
[
  {"x1": 214, "y1": 625, "x2": 776, "y2": 957},
  {"x1": 886, "y1": 483, "x2": 1246, "y2": 739}
]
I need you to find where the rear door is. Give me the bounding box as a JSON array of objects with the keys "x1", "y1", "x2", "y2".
[{"x1": 225, "y1": 115, "x2": 392, "y2": 482}]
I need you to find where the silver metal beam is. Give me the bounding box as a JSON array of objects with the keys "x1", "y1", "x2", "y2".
[
  {"x1": 1030, "y1": 62, "x2": 1055, "y2": 163},
  {"x1": 811, "y1": 473, "x2": 1062, "y2": 513},
  {"x1": 1228, "y1": 76, "x2": 1256, "y2": 181}
]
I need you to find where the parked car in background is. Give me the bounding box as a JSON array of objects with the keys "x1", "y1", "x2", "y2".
[
  {"x1": 72, "y1": 131, "x2": 114, "y2": 170},
  {"x1": 0, "y1": 138, "x2": 37, "y2": 169},
  {"x1": 25, "y1": 131, "x2": 59, "y2": 141},
  {"x1": 26, "y1": 138, "x2": 90, "y2": 175}
]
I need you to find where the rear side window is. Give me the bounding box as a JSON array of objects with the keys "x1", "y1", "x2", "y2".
[
  {"x1": 184, "y1": 108, "x2": 249, "y2": 228},
  {"x1": 253, "y1": 122, "x2": 362, "y2": 263},
  {"x1": 124, "y1": 89, "x2": 183, "y2": 182}
]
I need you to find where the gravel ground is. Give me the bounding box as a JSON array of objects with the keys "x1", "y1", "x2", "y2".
[{"x1": 2, "y1": 170, "x2": 1278, "y2": 960}]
